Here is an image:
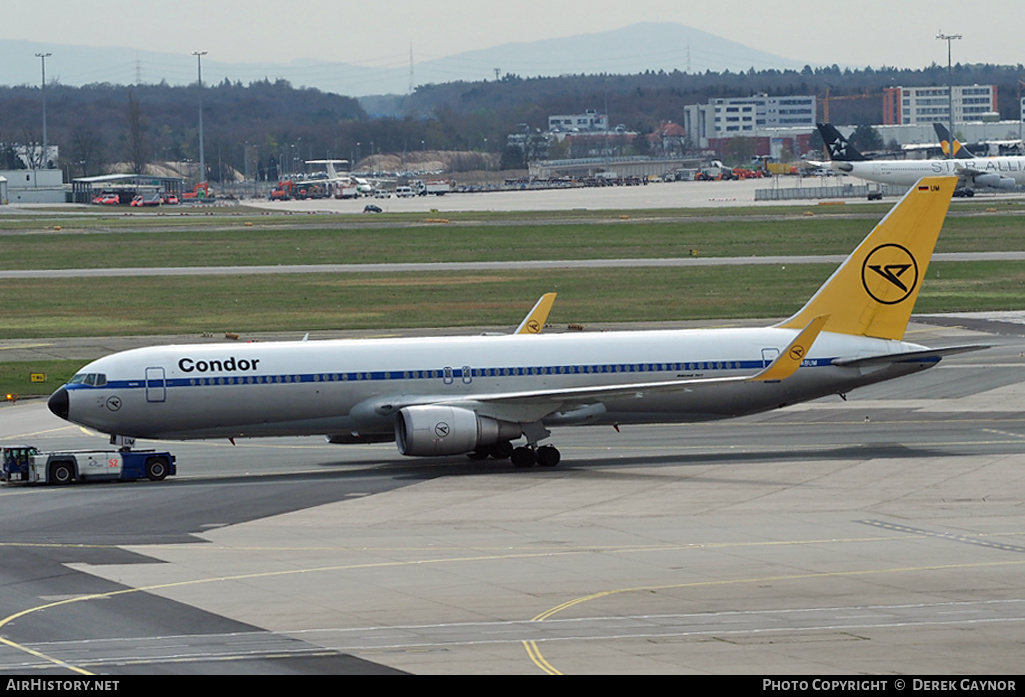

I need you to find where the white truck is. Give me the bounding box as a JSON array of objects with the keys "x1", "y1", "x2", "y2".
[
  {"x1": 334, "y1": 183, "x2": 360, "y2": 199},
  {"x1": 413, "y1": 179, "x2": 453, "y2": 196},
  {"x1": 1, "y1": 445, "x2": 175, "y2": 485}
]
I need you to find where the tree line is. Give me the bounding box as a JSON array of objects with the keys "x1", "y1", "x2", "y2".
[{"x1": 1, "y1": 62, "x2": 1022, "y2": 181}]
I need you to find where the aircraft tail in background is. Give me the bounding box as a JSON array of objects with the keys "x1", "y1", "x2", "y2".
[
  {"x1": 933, "y1": 122, "x2": 977, "y2": 159},
  {"x1": 817, "y1": 123, "x2": 868, "y2": 162}
]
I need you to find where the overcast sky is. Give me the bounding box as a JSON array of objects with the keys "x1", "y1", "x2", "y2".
[{"x1": 4, "y1": 0, "x2": 1022, "y2": 74}]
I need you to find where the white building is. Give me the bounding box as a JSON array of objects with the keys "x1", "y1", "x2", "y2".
[
  {"x1": 0, "y1": 169, "x2": 65, "y2": 203},
  {"x1": 683, "y1": 94, "x2": 816, "y2": 148},
  {"x1": 547, "y1": 109, "x2": 608, "y2": 133},
  {"x1": 883, "y1": 85, "x2": 998, "y2": 125}
]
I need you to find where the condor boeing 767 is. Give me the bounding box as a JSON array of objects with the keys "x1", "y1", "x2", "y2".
[{"x1": 47, "y1": 177, "x2": 984, "y2": 467}]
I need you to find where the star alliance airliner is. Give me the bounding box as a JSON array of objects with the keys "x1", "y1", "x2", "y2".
[
  {"x1": 812, "y1": 123, "x2": 1025, "y2": 194},
  {"x1": 48, "y1": 176, "x2": 985, "y2": 467}
]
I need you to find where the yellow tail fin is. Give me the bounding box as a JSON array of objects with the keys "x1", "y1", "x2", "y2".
[
  {"x1": 776, "y1": 176, "x2": 956, "y2": 340},
  {"x1": 515, "y1": 293, "x2": 557, "y2": 334}
]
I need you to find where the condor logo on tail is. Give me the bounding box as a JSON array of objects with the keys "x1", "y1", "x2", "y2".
[{"x1": 861, "y1": 244, "x2": 918, "y2": 305}]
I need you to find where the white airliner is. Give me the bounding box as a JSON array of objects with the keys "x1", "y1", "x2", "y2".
[
  {"x1": 302, "y1": 159, "x2": 372, "y2": 194},
  {"x1": 47, "y1": 177, "x2": 985, "y2": 467},
  {"x1": 811, "y1": 124, "x2": 1025, "y2": 194}
]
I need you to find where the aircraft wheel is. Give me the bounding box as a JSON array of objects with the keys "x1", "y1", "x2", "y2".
[
  {"x1": 510, "y1": 447, "x2": 536, "y2": 468},
  {"x1": 536, "y1": 445, "x2": 561, "y2": 467},
  {"x1": 489, "y1": 441, "x2": 514, "y2": 460},
  {"x1": 146, "y1": 457, "x2": 170, "y2": 481}
]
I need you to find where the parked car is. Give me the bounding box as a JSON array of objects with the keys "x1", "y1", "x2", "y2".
[
  {"x1": 362, "y1": 204, "x2": 383, "y2": 213},
  {"x1": 92, "y1": 193, "x2": 120, "y2": 205}
]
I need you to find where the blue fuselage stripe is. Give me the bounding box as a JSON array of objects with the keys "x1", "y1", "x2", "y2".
[{"x1": 64, "y1": 357, "x2": 839, "y2": 393}]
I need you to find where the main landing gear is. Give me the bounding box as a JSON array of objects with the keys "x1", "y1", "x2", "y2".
[{"x1": 468, "y1": 441, "x2": 562, "y2": 468}]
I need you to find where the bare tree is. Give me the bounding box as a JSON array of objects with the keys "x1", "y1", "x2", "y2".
[
  {"x1": 70, "y1": 125, "x2": 105, "y2": 177},
  {"x1": 125, "y1": 91, "x2": 147, "y2": 174}
]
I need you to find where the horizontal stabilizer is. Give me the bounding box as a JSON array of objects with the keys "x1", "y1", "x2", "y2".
[
  {"x1": 753, "y1": 315, "x2": 828, "y2": 382},
  {"x1": 515, "y1": 292, "x2": 557, "y2": 334},
  {"x1": 831, "y1": 344, "x2": 990, "y2": 368}
]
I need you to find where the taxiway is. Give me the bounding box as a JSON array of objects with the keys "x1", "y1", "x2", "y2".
[{"x1": 1, "y1": 320, "x2": 1023, "y2": 674}]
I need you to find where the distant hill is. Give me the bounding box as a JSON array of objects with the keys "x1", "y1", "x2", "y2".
[
  {"x1": 413, "y1": 22, "x2": 806, "y2": 87},
  {"x1": 0, "y1": 23, "x2": 805, "y2": 97}
]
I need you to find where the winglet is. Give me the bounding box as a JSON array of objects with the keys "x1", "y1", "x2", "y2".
[
  {"x1": 753, "y1": 315, "x2": 829, "y2": 382},
  {"x1": 515, "y1": 293, "x2": 557, "y2": 334}
]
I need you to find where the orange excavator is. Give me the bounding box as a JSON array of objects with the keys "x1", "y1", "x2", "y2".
[{"x1": 181, "y1": 181, "x2": 213, "y2": 201}]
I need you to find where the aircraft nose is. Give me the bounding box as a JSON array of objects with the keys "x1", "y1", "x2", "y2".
[{"x1": 48, "y1": 387, "x2": 69, "y2": 420}]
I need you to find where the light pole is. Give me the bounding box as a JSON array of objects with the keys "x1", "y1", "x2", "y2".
[
  {"x1": 936, "y1": 33, "x2": 961, "y2": 158},
  {"x1": 35, "y1": 52, "x2": 51, "y2": 169},
  {"x1": 192, "y1": 50, "x2": 207, "y2": 181}
]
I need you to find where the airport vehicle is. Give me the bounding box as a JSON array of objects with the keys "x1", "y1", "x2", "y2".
[
  {"x1": 395, "y1": 186, "x2": 415, "y2": 198},
  {"x1": 130, "y1": 193, "x2": 161, "y2": 207},
  {"x1": 92, "y1": 193, "x2": 120, "y2": 205},
  {"x1": 162, "y1": 194, "x2": 179, "y2": 205},
  {"x1": 363, "y1": 204, "x2": 382, "y2": 213},
  {"x1": 182, "y1": 181, "x2": 213, "y2": 201},
  {"x1": 811, "y1": 123, "x2": 1025, "y2": 194},
  {"x1": 694, "y1": 161, "x2": 733, "y2": 181},
  {"x1": 270, "y1": 179, "x2": 329, "y2": 200},
  {"x1": 414, "y1": 179, "x2": 453, "y2": 196},
  {"x1": 336, "y1": 183, "x2": 360, "y2": 199},
  {"x1": 46, "y1": 177, "x2": 984, "y2": 468},
  {"x1": 1, "y1": 444, "x2": 175, "y2": 485},
  {"x1": 269, "y1": 180, "x2": 295, "y2": 200}
]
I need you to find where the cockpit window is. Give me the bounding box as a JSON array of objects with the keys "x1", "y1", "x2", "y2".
[{"x1": 67, "y1": 373, "x2": 107, "y2": 387}]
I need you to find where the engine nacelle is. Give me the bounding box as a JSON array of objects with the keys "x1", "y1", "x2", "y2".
[
  {"x1": 395, "y1": 405, "x2": 520, "y2": 456},
  {"x1": 974, "y1": 173, "x2": 1015, "y2": 190}
]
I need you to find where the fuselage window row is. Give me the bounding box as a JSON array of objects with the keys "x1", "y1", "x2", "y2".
[{"x1": 171, "y1": 361, "x2": 749, "y2": 389}]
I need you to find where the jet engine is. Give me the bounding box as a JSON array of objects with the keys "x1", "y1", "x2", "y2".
[
  {"x1": 974, "y1": 173, "x2": 1015, "y2": 190},
  {"x1": 395, "y1": 405, "x2": 521, "y2": 456}
]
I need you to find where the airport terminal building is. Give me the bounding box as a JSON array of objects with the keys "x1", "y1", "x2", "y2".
[
  {"x1": 883, "y1": 85, "x2": 999, "y2": 125},
  {"x1": 683, "y1": 94, "x2": 817, "y2": 149}
]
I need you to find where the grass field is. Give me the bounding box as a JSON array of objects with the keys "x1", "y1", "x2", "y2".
[
  {"x1": 1, "y1": 209, "x2": 1023, "y2": 270},
  {"x1": 1, "y1": 203, "x2": 1022, "y2": 395},
  {"x1": 0, "y1": 260, "x2": 1021, "y2": 338}
]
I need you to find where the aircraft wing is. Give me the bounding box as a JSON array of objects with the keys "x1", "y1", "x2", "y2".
[
  {"x1": 948, "y1": 162, "x2": 1016, "y2": 190},
  {"x1": 367, "y1": 316, "x2": 828, "y2": 425}
]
